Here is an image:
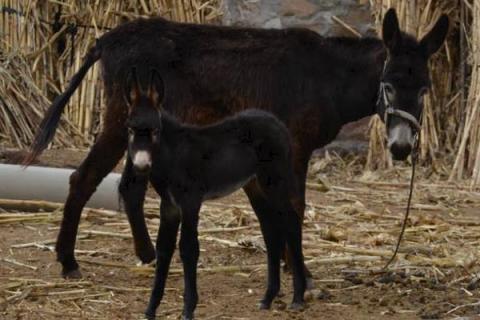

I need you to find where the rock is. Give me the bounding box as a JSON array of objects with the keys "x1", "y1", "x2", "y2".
[
  {"x1": 315, "y1": 289, "x2": 332, "y2": 300},
  {"x1": 223, "y1": 0, "x2": 372, "y2": 37},
  {"x1": 280, "y1": 0, "x2": 318, "y2": 18}
]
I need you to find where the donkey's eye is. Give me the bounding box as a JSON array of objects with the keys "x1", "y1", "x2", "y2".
[
  {"x1": 384, "y1": 83, "x2": 395, "y2": 95},
  {"x1": 128, "y1": 128, "x2": 134, "y2": 135},
  {"x1": 152, "y1": 128, "x2": 159, "y2": 135}
]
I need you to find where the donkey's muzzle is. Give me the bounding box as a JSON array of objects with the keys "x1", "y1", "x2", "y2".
[{"x1": 388, "y1": 122, "x2": 414, "y2": 161}]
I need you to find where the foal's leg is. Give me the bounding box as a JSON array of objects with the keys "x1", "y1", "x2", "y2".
[
  {"x1": 179, "y1": 200, "x2": 201, "y2": 320},
  {"x1": 145, "y1": 199, "x2": 181, "y2": 319},
  {"x1": 118, "y1": 158, "x2": 155, "y2": 263},
  {"x1": 244, "y1": 181, "x2": 283, "y2": 310},
  {"x1": 56, "y1": 129, "x2": 126, "y2": 278}
]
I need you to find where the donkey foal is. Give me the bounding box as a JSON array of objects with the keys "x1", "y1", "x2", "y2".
[{"x1": 118, "y1": 70, "x2": 306, "y2": 320}]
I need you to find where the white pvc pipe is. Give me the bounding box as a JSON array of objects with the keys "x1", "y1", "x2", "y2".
[{"x1": 0, "y1": 164, "x2": 122, "y2": 211}]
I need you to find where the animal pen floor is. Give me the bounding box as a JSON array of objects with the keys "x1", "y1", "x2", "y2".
[{"x1": 1, "y1": 150, "x2": 480, "y2": 320}]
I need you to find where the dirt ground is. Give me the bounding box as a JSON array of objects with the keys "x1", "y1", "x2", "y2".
[{"x1": 2, "y1": 149, "x2": 480, "y2": 320}]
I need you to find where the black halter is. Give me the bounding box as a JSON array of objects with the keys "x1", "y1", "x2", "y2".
[{"x1": 376, "y1": 61, "x2": 422, "y2": 133}]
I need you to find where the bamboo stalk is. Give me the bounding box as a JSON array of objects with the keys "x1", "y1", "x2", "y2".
[{"x1": 0, "y1": 0, "x2": 223, "y2": 149}]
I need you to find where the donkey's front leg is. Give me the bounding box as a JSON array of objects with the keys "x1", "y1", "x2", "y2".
[
  {"x1": 145, "y1": 199, "x2": 181, "y2": 319},
  {"x1": 119, "y1": 158, "x2": 155, "y2": 263},
  {"x1": 179, "y1": 201, "x2": 201, "y2": 320}
]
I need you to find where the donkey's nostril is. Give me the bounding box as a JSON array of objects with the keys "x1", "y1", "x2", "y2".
[{"x1": 390, "y1": 143, "x2": 412, "y2": 161}]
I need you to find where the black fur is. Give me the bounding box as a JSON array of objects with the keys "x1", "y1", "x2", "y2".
[{"x1": 119, "y1": 72, "x2": 306, "y2": 319}]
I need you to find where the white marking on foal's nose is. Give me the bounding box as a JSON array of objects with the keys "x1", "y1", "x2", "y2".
[
  {"x1": 133, "y1": 150, "x2": 152, "y2": 170},
  {"x1": 388, "y1": 122, "x2": 414, "y2": 149}
]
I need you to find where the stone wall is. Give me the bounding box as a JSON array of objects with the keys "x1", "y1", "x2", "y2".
[{"x1": 222, "y1": 0, "x2": 374, "y2": 37}]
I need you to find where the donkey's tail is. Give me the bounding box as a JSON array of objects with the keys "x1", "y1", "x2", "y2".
[{"x1": 23, "y1": 44, "x2": 102, "y2": 166}]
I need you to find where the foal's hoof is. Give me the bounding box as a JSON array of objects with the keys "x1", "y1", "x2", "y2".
[
  {"x1": 144, "y1": 310, "x2": 155, "y2": 320},
  {"x1": 289, "y1": 301, "x2": 305, "y2": 311},
  {"x1": 136, "y1": 258, "x2": 156, "y2": 267},
  {"x1": 62, "y1": 268, "x2": 82, "y2": 279},
  {"x1": 137, "y1": 247, "x2": 156, "y2": 264},
  {"x1": 181, "y1": 315, "x2": 193, "y2": 320},
  {"x1": 258, "y1": 301, "x2": 271, "y2": 310}
]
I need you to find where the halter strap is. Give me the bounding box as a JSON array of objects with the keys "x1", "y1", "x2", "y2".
[
  {"x1": 377, "y1": 80, "x2": 422, "y2": 133},
  {"x1": 384, "y1": 107, "x2": 421, "y2": 132}
]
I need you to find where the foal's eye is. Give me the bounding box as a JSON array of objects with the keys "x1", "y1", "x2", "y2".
[
  {"x1": 127, "y1": 128, "x2": 134, "y2": 135},
  {"x1": 151, "y1": 128, "x2": 159, "y2": 136}
]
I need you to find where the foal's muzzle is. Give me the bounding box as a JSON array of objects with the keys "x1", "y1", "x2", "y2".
[{"x1": 132, "y1": 150, "x2": 152, "y2": 175}]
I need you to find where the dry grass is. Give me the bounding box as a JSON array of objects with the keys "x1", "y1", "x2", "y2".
[
  {"x1": 0, "y1": 51, "x2": 81, "y2": 148},
  {"x1": 2, "y1": 155, "x2": 480, "y2": 318}
]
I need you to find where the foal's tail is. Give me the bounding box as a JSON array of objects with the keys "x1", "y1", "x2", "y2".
[{"x1": 23, "y1": 44, "x2": 102, "y2": 166}]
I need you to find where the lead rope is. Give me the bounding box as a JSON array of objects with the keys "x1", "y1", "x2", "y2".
[
  {"x1": 376, "y1": 70, "x2": 422, "y2": 270},
  {"x1": 382, "y1": 130, "x2": 420, "y2": 270}
]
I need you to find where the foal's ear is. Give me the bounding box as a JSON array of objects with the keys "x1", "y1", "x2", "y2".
[
  {"x1": 124, "y1": 68, "x2": 141, "y2": 108},
  {"x1": 382, "y1": 8, "x2": 401, "y2": 52},
  {"x1": 147, "y1": 70, "x2": 165, "y2": 109},
  {"x1": 419, "y1": 14, "x2": 449, "y2": 57}
]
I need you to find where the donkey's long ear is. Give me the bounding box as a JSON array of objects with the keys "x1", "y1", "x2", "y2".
[
  {"x1": 147, "y1": 69, "x2": 165, "y2": 109},
  {"x1": 419, "y1": 15, "x2": 449, "y2": 57},
  {"x1": 382, "y1": 8, "x2": 401, "y2": 52},
  {"x1": 124, "y1": 67, "x2": 141, "y2": 108}
]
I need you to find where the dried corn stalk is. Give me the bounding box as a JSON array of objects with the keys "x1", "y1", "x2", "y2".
[
  {"x1": 0, "y1": 0, "x2": 223, "y2": 149},
  {"x1": 450, "y1": 1, "x2": 480, "y2": 186}
]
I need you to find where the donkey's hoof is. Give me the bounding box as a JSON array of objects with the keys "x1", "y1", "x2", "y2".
[
  {"x1": 289, "y1": 301, "x2": 305, "y2": 311},
  {"x1": 181, "y1": 314, "x2": 193, "y2": 320},
  {"x1": 144, "y1": 310, "x2": 156, "y2": 320},
  {"x1": 258, "y1": 301, "x2": 271, "y2": 310},
  {"x1": 62, "y1": 268, "x2": 82, "y2": 279}
]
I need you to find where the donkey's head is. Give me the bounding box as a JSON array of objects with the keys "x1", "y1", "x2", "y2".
[
  {"x1": 124, "y1": 68, "x2": 164, "y2": 175},
  {"x1": 378, "y1": 8, "x2": 449, "y2": 160}
]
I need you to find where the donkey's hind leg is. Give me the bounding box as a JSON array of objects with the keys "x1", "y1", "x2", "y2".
[
  {"x1": 119, "y1": 158, "x2": 155, "y2": 264},
  {"x1": 256, "y1": 168, "x2": 306, "y2": 310},
  {"x1": 282, "y1": 155, "x2": 314, "y2": 290},
  {"x1": 56, "y1": 129, "x2": 126, "y2": 278},
  {"x1": 244, "y1": 181, "x2": 283, "y2": 310}
]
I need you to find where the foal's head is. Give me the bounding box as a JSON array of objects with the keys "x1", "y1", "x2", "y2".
[
  {"x1": 378, "y1": 9, "x2": 449, "y2": 160},
  {"x1": 124, "y1": 69, "x2": 164, "y2": 174}
]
